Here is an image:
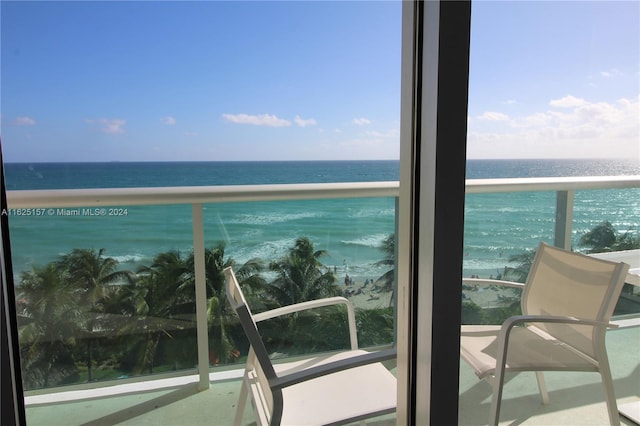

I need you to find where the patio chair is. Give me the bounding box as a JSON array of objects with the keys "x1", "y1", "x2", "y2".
[
  {"x1": 224, "y1": 267, "x2": 397, "y2": 426},
  {"x1": 460, "y1": 242, "x2": 629, "y2": 426}
]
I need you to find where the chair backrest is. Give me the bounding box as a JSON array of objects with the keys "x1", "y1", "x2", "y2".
[
  {"x1": 522, "y1": 242, "x2": 629, "y2": 359},
  {"x1": 224, "y1": 267, "x2": 280, "y2": 420}
]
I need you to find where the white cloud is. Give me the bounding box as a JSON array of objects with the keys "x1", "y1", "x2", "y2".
[
  {"x1": 294, "y1": 115, "x2": 317, "y2": 127},
  {"x1": 549, "y1": 95, "x2": 588, "y2": 108},
  {"x1": 521, "y1": 112, "x2": 551, "y2": 127},
  {"x1": 222, "y1": 113, "x2": 291, "y2": 127},
  {"x1": 365, "y1": 129, "x2": 400, "y2": 138},
  {"x1": 161, "y1": 116, "x2": 176, "y2": 125},
  {"x1": 477, "y1": 111, "x2": 509, "y2": 121},
  {"x1": 85, "y1": 118, "x2": 126, "y2": 134},
  {"x1": 600, "y1": 68, "x2": 621, "y2": 78},
  {"x1": 352, "y1": 118, "x2": 372, "y2": 126},
  {"x1": 12, "y1": 116, "x2": 36, "y2": 126},
  {"x1": 467, "y1": 95, "x2": 639, "y2": 159}
]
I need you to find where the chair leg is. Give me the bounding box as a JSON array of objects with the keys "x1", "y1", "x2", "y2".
[
  {"x1": 489, "y1": 366, "x2": 508, "y2": 426},
  {"x1": 234, "y1": 377, "x2": 249, "y2": 426},
  {"x1": 599, "y1": 363, "x2": 621, "y2": 426},
  {"x1": 489, "y1": 381, "x2": 503, "y2": 426},
  {"x1": 535, "y1": 372, "x2": 549, "y2": 404}
]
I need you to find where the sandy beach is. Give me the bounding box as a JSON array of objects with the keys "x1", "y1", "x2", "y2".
[
  {"x1": 463, "y1": 285, "x2": 521, "y2": 308},
  {"x1": 344, "y1": 281, "x2": 521, "y2": 311},
  {"x1": 347, "y1": 288, "x2": 394, "y2": 310}
]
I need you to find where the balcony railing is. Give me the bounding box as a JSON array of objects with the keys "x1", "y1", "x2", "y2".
[{"x1": 7, "y1": 175, "x2": 640, "y2": 394}]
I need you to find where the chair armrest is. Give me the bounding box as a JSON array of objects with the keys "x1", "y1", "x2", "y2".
[
  {"x1": 270, "y1": 348, "x2": 397, "y2": 390},
  {"x1": 488, "y1": 313, "x2": 615, "y2": 418},
  {"x1": 501, "y1": 314, "x2": 614, "y2": 332},
  {"x1": 253, "y1": 297, "x2": 358, "y2": 350},
  {"x1": 253, "y1": 297, "x2": 354, "y2": 321},
  {"x1": 462, "y1": 278, "x2": 525, "y2": 289},
  {"x1": 494, "y1": 314, "x2": 615, "y2": 371}
]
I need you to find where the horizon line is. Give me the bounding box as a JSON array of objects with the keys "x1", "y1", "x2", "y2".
[{"x1": 4, "y1": 158, "x2": 638, "y2": 165}]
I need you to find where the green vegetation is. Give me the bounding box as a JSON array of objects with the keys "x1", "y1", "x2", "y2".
[
  {"x1": 266, "y1": 237, "x2": 341, "y2": 306},
  {"x1": 23, "y1": 221, "x2": 632, "y2": 389},
  {"x1": 461, "y1": 221, "x2": 639, "y2": 325},
  {"x1": 375, "y1": 234, "x2": 395, "y2": 292},
  {"x1": 578, "y1": 220, "x2": 640, "y2": 253},
  {"x1": 15, "y1": 237, "x2": 395, "y2": 390},
  {"x1": 461, "y1": 301, "x2": 522, "y2": 325}
]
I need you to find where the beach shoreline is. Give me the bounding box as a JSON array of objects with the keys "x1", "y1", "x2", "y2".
[
  {"x1": 343, "y1": 279, "x2": 522, "y2": 311},
  {"x1": 347, "y1": 288, "x2": 394, "y2": 310}
]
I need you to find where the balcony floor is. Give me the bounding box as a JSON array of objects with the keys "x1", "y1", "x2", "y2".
[{"x1": 25, "y1": 326, "x2": 639, "y2": 426}]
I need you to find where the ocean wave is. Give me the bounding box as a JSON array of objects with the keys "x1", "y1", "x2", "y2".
[
  {"x1": 228, "y1": 238, "x2": 298, "y2": 265},
  {"x1": 229, "y1": 211, "x2": 321, "y2": 226},
  {"x1": 341, "y1": 234, "x2": 389, "y2": 249},
  {"x1": 497, "y1": 207, "x2": 525, "y2": 213},
  {"x1": 463, "y1": 257, "x2": 513, "y2": 272},
  {"x1": 345, "y1": 208, "x2": 395, "y2": 219},
  {"x1": 110, "y1": 254, "x2": 147, "y2": 264},
  {"x1": 462, "y1": 244, "x2": 520, "y2": 252}
]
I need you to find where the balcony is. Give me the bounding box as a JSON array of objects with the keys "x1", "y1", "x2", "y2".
[
  {"x1": 20, "y1": 325, "x2": 640, "y2": 425},
  {"x1": 7, "y1": 175, "x2": 640, "y2": 425}
]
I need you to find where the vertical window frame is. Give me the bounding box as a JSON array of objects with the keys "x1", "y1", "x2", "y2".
[{"x1": 398, "y1": 1, "x2": 471, "y2": 423}]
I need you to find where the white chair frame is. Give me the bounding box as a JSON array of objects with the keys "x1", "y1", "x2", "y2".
[
  {"x1": 224, "y1": 267, "x2": 396, "y2": 426},
  {"x1": 460, "y1": 242, "x2": 629, "y2": 426}
]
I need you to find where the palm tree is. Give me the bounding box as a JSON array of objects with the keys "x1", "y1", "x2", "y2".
[
  {"x1": 108, "y1": 245, "x2": 265, "y2": 374},
  {"x1": 17, "y1": 263, "x2": 80, "y2": 388},
  {"x1": 57, "y1": 248, "x2": 134, "y2": 381},
  {"x1": 579, "y1": 221, "x2": 617, "y2": 253},
  {"x1": 502, "y1": 249, "x2": 536, "y2": 283},
  {"x1": 190, "y1": 243, "x2": 265, "y2": 365},
  {"x1": 267, "y1": 237, "x2": 340, "y2": 306},
  {"x1": 579, "y1": 221, "x2": 640, "y2": 253},
  {"x1": 125, "y1": 250, "x2": 194, "y2": 374},
  {"x1": 59, "y1": 248, "x2": 132, "y2": 306},
  {"x1": 106, "y1": 272, "x2": 163, "y2": 375},
  {"x1": 144, "y1": 250, "x2": 194, "y2": 310},
  {"x1": 375, "y1": 234, "x2": 395, "y2": 293},
  {"x1": 262, "y1": 237, "x2": 348, "y2": 355}
]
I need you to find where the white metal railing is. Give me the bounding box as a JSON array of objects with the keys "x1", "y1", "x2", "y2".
[
  {"x1": 464, "y1": 175, "x2": 640, "y2": 193},
  {"x1": 465, "y1": 176, "x2": 640, "y2": 250},
  {"x1": 7, "y1": 181, "x2": 400, "y2": 208},
  {"x1": 6, "y1": 175, "x2": 640, "y2": 393}
]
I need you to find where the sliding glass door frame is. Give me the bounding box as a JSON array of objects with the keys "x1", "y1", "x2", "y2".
[
  {"x1": 0, "y1": 2, "x2": 472, "y2": 423},
  {"x1": 1, "y1": 139, "x2": 27, "y2": 426},
  {"x1": 397, "y1": 1, "x2": 471, "y2": 423}
]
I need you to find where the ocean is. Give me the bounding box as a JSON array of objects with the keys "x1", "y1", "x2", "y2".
[{"x1": 4, "y1": 159, "x2": 640, "y2": 282}]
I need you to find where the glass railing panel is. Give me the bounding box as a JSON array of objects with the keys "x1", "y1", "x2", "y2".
[
  {"x1": 463, "y1": 190, "x2": 556, "y2": 281},
  {"x1": 572, "y1": 188, "x2": 640, "y2": 250},
  {"x1": 462, "y1": 187, "x2": 640, "y2": 324},
  {"x1": 202, "y1": 197, "x2": 397, "y2": 365},
  {"x1": 573, "y1": 188, "x2": 640, "y2": 316},
  {"x1": 10, "y1": 204, "x2": 200, "y2": 390},
  {"x1": 9, "y1": 195, "x2": 398, "y2": 390}
]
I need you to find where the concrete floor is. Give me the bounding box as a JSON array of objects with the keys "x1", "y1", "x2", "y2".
[{"x1": 24, "y1": 326, "x2": 639, "y2": 426}]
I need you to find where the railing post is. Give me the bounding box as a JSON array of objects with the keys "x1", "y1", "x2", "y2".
[
  {"x1": 554, "y1": 190, "x2": 574, "y2": 250},
  {"x1": 394, "y1": 196, "x2": 399, "y2": 348},
  {"x1": 192, "y1": 203, "x2": 210, "y2": 391}
]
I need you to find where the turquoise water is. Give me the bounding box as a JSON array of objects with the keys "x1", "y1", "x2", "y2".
[{"x1": 4, "y1": 159, "x2": 639, "y2": 281}]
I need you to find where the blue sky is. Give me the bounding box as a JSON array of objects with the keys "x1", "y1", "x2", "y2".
[{"x1": 1, "y1": 1, "x2": 638, "y2": 162}]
